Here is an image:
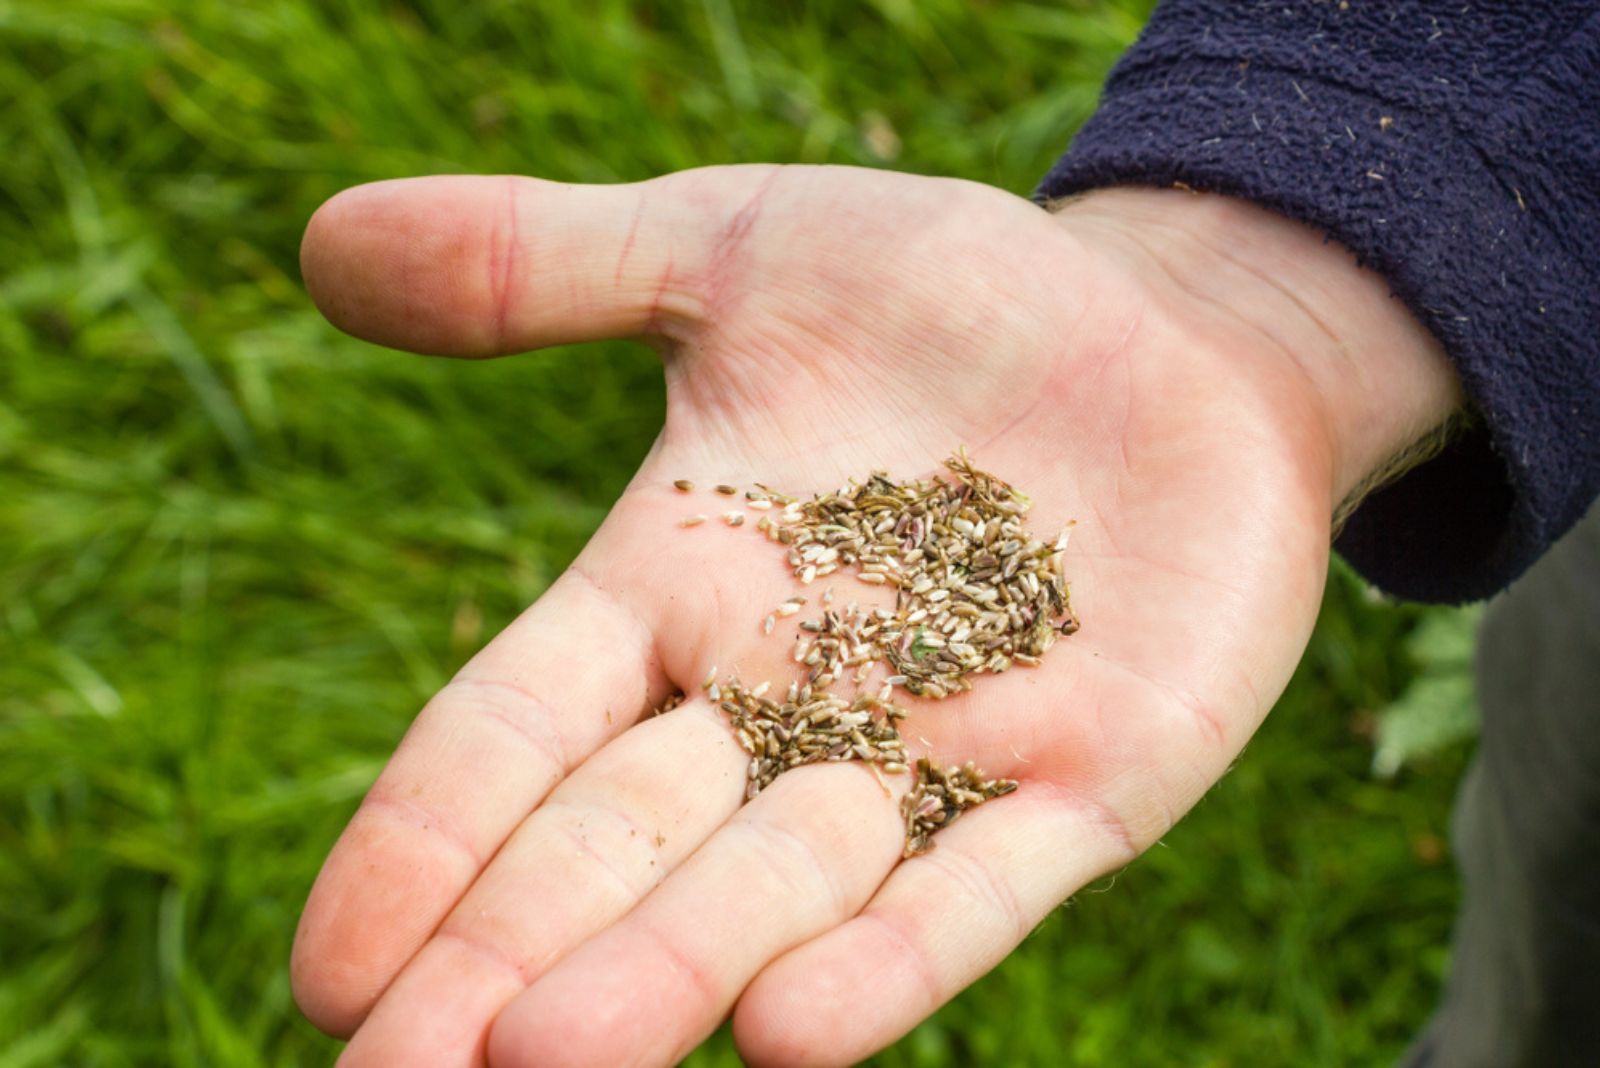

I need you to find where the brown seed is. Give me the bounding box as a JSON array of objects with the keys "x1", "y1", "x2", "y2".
[
  {"x1": 708, "y1": 449, "x2": 1074, "y2": 855},
  {"x1": 673, "y1": 479, "x2": 695, "y2": 492},
  {"x1": 715, "y1": 484, "x2": 738, "y2": 496}
]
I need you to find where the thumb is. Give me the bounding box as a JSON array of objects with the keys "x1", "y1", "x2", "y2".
[{"x1": 298, "y1": 166, "x2": 783, "y2": 357}]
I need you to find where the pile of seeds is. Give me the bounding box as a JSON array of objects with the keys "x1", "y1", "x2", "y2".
[
  {"x1": 763, "y1": 449, "x2": 1077, "y2": 698},
  {"x1": 901, "y1": 758, "x2": 1019, "y2": 857},
  {"x1": 711, "y1": 677, "x2": 908, "y2": 800},
  {"x1": 675, "y1": 449, "x2": 1077, "y2": 856}
]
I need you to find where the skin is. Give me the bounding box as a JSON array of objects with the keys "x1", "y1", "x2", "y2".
[{"x1": 289, "y1": 165, "x2": 1461, "y2": 1067}]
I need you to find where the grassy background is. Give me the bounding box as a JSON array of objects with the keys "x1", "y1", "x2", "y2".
[{"x1": 0, "y1": 1, "x2": 1478, "y2": 1064}]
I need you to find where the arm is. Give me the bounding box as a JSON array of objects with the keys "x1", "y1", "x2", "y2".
[{"x1": 1040, "y1": 1, "x2": 1600, "y2": 602}]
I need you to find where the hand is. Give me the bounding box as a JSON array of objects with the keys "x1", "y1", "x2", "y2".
[{"x1": 290, "y1": 166, "x2": 1458, "y2": 1066}]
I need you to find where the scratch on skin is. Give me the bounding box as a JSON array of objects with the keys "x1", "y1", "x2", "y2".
[
  {"x1": 703, "y1": 167, "x2": 784, "y2": 306},
  {"x1": 615, "y1": 193, "x2": 646, "y2": 284},
  {"x1": 490, "y1": 175, "x2": 522, "y2": 353}
]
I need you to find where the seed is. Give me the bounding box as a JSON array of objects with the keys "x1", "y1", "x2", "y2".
[
  {"x1": 680, "y1": 514, "x2": 707, "y2": 527},
  {"x1": 748, "y1": 498, "x2": 773, "y2": 510},
  {"x1": 674, "y1": 479, "x2": 695, "y2": 492},
  {"x1": 723, "y1": 512, "x2": 745, "y2": 527},
  {"x1": 716, "y1": 484, "x2": 738, "y2": 496},
  {"x1": 763, "y1": 614, "x2": 776, "y2": 635}
]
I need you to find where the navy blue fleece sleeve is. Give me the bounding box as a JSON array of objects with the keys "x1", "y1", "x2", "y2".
[{"x1": 1036, "y1": 2, "x2": 1600, "y2": 604}]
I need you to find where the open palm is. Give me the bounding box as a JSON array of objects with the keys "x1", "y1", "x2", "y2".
[{"x1": 290, "y1": 165, "x2": 1449, "y2": 1066}]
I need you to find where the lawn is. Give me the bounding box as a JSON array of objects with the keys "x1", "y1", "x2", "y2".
[{"x1": 0, "y1": 2, "x2": 1476, "y2": 1064}]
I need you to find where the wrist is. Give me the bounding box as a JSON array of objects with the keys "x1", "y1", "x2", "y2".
[{"x1": 1048, "y1": 187, "x2": 1463, "y2": 509}]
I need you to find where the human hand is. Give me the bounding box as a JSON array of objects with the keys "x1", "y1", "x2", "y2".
[{"x1": 289, "y1": 165, "x2": 1458, "y2": 1066}]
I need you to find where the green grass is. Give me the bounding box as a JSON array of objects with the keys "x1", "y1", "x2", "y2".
[{"x1": 0, "y1": 2, "x2": 1476, "y2": 1064}]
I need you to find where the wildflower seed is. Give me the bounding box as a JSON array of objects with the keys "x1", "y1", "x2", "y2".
[
  {"x1": 695, "y1": 448, "x2": 1074, "y2": 855},
  {"x1": 680, "y1": 514, "x2": 707, "y2": 527},
  {"x1": 723, "y1": 512, "x2": 745, "y2": 527},
  {"x1": 673, "y1": 479, "x2": 695, "y2": 492},
  {"x1": 716, "y1": 484, "x2": 738, "y2": 496}
]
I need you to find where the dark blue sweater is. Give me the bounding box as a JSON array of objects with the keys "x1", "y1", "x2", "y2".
[{"x1": 1037, "y1": 1, "x2": 1600, "y2": 604}]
